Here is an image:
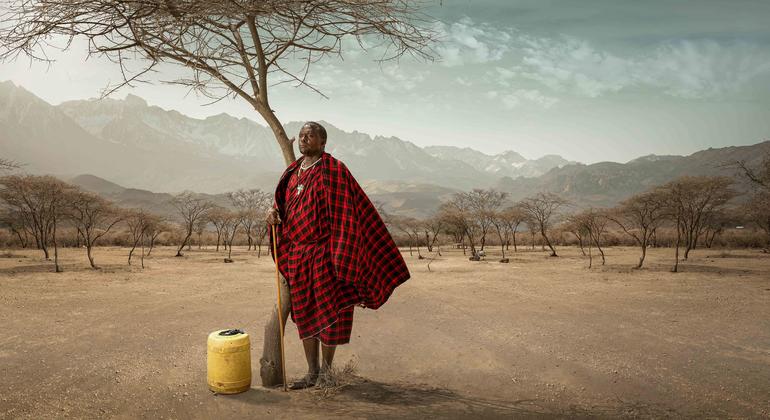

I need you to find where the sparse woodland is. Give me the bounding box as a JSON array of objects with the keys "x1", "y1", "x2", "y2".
[{"x1": 2, "y1": 154, "x2": 769, "y2": 273}]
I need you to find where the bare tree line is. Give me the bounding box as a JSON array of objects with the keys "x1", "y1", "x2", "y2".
[
  {"x1": 387, "y1": 165, "x2": 770, "y2": 270},
  {"x1": 0, "y1": 175, "x2": 275, "y2": 270}
]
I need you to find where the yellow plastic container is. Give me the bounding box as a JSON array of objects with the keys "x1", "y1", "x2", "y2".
[{"x1": 207, "y1": 329, "x2": 251, "y2": 394}]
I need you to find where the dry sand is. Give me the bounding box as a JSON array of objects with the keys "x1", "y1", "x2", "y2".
[{"x1": 1, "y1": 245, "x2": 769, "y2": 419}]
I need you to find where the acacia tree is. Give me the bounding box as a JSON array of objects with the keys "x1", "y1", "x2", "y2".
[
  {"x1": 519, "y1": 192, "x2": 568, "y2": 257},
  {"x1": 0, "y1": 209, "x2": 31, "y2": 248},
  {"x1": 125, "y1": 209, "x2": 160, "y2": 266},
  {"x1": 422, "y1": 215, "x2": 444, "y2": 255},
  {"x1": 499, "y1": 205, "x2": 526, "y2": 252},
  {"x1": 227, "y1": 189, "x2": 271, "y2": 251},
  {"x1": 170, "y1": 192, "x2": 214, "y2": 257},
  {"x1": 439, "y1": 194, "x2": 480, "y2": 258},
  {"x1": 0, "y1": 175, "x2": 71, "y2": 264},
  {"x1": 608, "y1": 188, "x2": 669, "y2": 269},
  {"x1": 743, "y1": 192, "x2": 770, "y2": 251},
  {"x1": 67, "y1": 189, "x2": 124, "y2": 269},
  {"x1": 144, "y1": 218, "x2": 169, "y2": 256},
  {"x1": 465, "y1": 189, "x2": 506, "y2": 251}
]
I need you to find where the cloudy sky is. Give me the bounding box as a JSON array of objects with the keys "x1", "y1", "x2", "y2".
[{"x1": 2, "y1": 0, "x2": 770, "y2": 163}]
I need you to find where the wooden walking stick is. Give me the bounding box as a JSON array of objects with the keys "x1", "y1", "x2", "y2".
[{"x1": 271, "y1": 224, "x2": 288, "y2": 391}]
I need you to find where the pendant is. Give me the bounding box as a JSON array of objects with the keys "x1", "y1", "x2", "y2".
[{"x1": 297, "y1": 184, "x2": 304, "y2": 195}]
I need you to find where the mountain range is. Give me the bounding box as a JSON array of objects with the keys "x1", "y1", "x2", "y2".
[{"x1": 1, "y1": 80, "x2": 768, "y2": 217}]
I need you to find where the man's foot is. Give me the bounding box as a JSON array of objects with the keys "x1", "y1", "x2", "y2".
[
  {"x1": 315, "y1": 367, "x2": 334, "y2": 388},
  {"x1": 289, "y1": 372, "x2": 318, "y2": 390}
]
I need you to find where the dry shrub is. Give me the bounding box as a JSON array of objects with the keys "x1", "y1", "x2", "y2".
[{"x1": 310, "y1": 357, "x2": 361, "y2": 399}]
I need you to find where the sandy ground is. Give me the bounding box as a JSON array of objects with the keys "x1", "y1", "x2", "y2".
[{"x1": 1, "y1": 244, "x2": 769, "y2": 419}]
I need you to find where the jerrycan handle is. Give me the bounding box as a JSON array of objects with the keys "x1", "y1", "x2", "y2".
[{"x1": 219, "y1": 329, "x2": 245, "y2": 336}]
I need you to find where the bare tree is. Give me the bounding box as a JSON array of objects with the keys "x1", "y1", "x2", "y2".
[
  {"x1": 439, "y1": 195, "x2": 480, "y2": 258},
  {"x1": 125, "y1": 209, "x2": 160, "y2": 266},
  {"x1": 0, "y1": 175, "x2": 71, "y2": 263},
  {"x1": 422, "y1": 215, "x2": 444, "y2": 255},
  {"x1": 742, "y1": 191, "x2": 770, "y2": 252},
  {"x1": 0, "y1": 208, "x2": 31, "y2": 248},
  {"x1": 519, "y1": 192, "x2": 568, "y2": 257},
  {"x1": 732, "y1": 151, "x2": 770, "y2": 191},
  {"x1": 227, "y1": 189, "x2": 271, "y2": 251},
  {"x1": 221, "y1": 209, "x2": 240, "y2": 262},
  {"x1": 66, "y1": 189, "x2": 124, "y2": 269},
  {"x1": 392, "y1": 215, "x2": 422, "y2": 257},
  {"x1": 170, "y1": 192, "x2": 214, "y2": 257},
  {"x1": 144, "y1": 218, "x2": 169, "y2": 256},
  {"x1": 608, "y1": 188, "x2": 669, "y2": 269},
  {"x1": 465, "y1": 189, "x2": 506, "y2": 251},
  {"x1": 499, "y1": 205, "x2": 526, "y2": 253}
]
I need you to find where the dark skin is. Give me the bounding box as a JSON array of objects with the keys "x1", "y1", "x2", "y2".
[{"x1": 266, "y1": 124, "x2": 335, "y2": 388}]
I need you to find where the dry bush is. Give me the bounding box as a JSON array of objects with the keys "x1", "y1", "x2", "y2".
[{"x1": 309, "y1": 357, "x2": 361, "y2": 399}]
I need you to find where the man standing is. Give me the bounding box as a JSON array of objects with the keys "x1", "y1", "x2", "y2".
[{"x1": 266, "y1": 121, "x2": 409, "y2": 389}]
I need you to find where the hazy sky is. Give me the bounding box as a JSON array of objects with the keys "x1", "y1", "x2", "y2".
[{"x1": 2, "y1": 0, "x2": 769, "y2": 163}]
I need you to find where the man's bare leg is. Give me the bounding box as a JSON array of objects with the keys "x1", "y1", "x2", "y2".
[
  {"x1": 321, "y1": 344, "x2": 336, "y2": 371},
  {"x1": 290, "y1": 338, "x2": 320, "y2": 389}
]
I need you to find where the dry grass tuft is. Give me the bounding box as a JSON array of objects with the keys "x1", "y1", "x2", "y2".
[{"x1": 310, "y1": 357, "x2": 361, "y2": 398}]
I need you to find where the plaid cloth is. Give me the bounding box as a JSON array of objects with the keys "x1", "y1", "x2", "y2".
[
  {"x1": 278, "y1": 163, "x2": 356, "y2": 345},
  {"x1": 272, "y1": 152, "x2": 410, "y2": 326}
]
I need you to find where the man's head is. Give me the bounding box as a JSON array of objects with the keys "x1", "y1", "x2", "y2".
[{"x1": 298, "y1": 121, "x2": 327, "y2": 157}]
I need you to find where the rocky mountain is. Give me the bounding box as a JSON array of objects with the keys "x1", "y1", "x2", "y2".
[
  {"x1": 495, "y1": 142, "x2": 770, "y2": 208},
  {"x1": 424, "y1": 146, "x2": 572, "y2": 179}
]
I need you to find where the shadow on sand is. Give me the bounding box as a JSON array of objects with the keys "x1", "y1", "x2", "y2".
[{"x1": 234, "y1": 377, "x2": 683, "y2": 419}]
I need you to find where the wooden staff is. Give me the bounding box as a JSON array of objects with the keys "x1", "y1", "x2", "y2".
[{"x1": 271, "y1": 224, "x2": 288, "y2": 391}]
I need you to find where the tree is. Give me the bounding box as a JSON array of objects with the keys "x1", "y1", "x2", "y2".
[
  {"x1": 519, "y1": 192, "x2": 568, "y2": 257},
  {"x1": 170, "y1": 192, "x2": 214, "y2": 257},
  {"x1": 567, "y1": 208, "x2": 608, "y2": 268},
  {"x1": 227, "y1": 189, "x2": 271, "y2": 251},
  {"x1": 0, "y1": 208, "x2": 31, "y2": 248},
  {"x1": 742, "y1": 191, "x2": 770, "y2": 252},
  {"x1": 465, "y1": 189, "x2": 506, "y2": 251},
  {"x1": 392, "y1": 215, "x2": 422, "y2": 257},
  {"x1": 608, "y1": 188, "x2": 669, "y2": 269},
  {"x1": 144, "y1": 218, "x2": 169, "y2": 256},
  {"x1": 0, "y1": 175, "x2": 70, "y2": 264},
  {"x1": 422, "y1": 215, "x2": 444, "y2": 255},
  {"x1": 732, "y1": 151, "x2": 770, "y2": 191},
  {"x1": 66, "y1": 189, "x2": 124, "y2": 269},
  {"x1": 125, "y1": 209, "x2": 160, "y2": 266},
  {"x1": 222, "y1": 210, "x2": 241, "y2": 262},
  {"x1": 439, "y1": 194, "x2": 480, "y2": 258},
  {"x1": 500, "y1": 205, "x2": 526, "y2": 253}
]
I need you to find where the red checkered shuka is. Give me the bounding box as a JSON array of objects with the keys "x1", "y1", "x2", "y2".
[{"x1": 271, "y1": 153, "x2": 410, "y2": 344}]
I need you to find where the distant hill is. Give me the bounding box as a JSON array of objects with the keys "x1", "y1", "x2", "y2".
[
  {"x1": 495, "y1": 142, "x2": 770, "y2": 207},
  {"x1": 2, "y1": 80, "x2": 768, "y2": 216}
]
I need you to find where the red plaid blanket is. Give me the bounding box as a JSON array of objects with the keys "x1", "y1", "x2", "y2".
[{"x1": 272, "y1": 152, "x2": 410, "y2": 309}]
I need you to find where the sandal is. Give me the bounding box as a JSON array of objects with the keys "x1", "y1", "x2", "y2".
[{"x1": 289, "y1": 373, "x2": 318, "y2": 390}]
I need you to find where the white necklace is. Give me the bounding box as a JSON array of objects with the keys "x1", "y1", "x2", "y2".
[
  {"x1": 300, "y1": 157, "x2": 321, "y2": 171},
  {"x1": 297, "y1": 157, "x2": 320, "y2": 195}
]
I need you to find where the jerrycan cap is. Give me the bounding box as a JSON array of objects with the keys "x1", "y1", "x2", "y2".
[{"x1": 218, "y1": 329, "x2": 245, "y2": 336}]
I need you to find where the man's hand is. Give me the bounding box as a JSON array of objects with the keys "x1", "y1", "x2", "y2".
[{"x1": 266, "y1": 207, "x2": 281, "y2": 225}]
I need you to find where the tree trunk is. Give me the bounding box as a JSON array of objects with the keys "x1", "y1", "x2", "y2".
[
  {"x1": 176, "y1": 232, "x2": 192, "y2": 257},
  {"x1": 512, "y1": 231, "x2": 518, "y2": 253},
  {"x1": 672, "y1": 219, "x2": 681, "y2": 273},
  {"x1": 541, "y1": 229, "x2": 557, "y2": 257},
  {"x1": 576, "y1": 234, "x2": 585, "y2": 256},
  {"x1": 53, "y1": 216, "x2": 61, "y2": 273},
  {"x1": 86, "y1": 245, "x2": 97, "y2": 269},
  {"x1": 636, "y1": 238, "x2": 648, "y2": 269},
  {"x1": 260, "y1": 274, "x2": 292, "y2": 387}
]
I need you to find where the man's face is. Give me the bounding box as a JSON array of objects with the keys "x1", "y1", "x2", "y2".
[{"x1": 298, "y1": 125, "x2": 325, "y2": 156}]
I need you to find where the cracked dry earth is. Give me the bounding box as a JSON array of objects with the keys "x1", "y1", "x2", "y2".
[{"x1": 1, "y1": 246, "x2": 769, "y2": 419}]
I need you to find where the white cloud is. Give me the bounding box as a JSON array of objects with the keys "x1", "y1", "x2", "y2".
[
  {"x1": 500, "y1": 34, "x2": 770, "y2": 99},
  {"x1": 501, "y1": 89, "x2": 559, "y2": 109},
  {"x1": 434, "y1": 17, "x2": 512, "y2": 67}
]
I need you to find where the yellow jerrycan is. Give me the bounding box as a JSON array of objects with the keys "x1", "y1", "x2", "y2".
[{"x1": 207, "y1": 329, "x2": 251, "y2": 394}]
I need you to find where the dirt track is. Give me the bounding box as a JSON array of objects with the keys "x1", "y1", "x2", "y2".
[{"x1": 1, "y1": 245, "x2": 769, "y2": 419}]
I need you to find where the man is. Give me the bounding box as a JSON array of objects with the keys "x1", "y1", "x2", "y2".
[{"x1": 266, "y1": 121, "x2": 410, "y2": 389}]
